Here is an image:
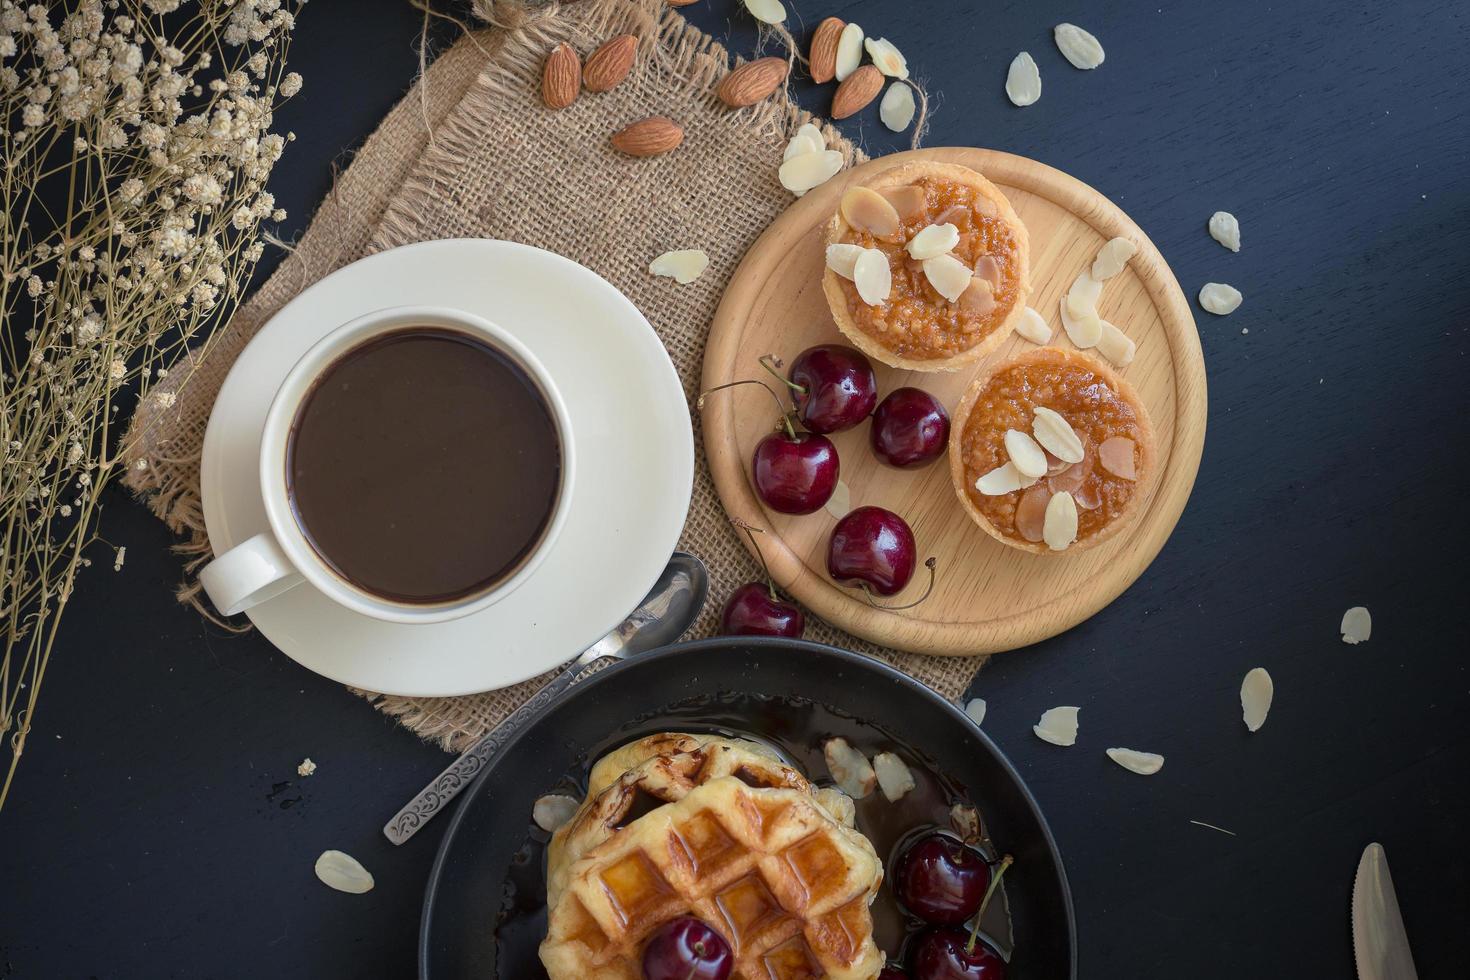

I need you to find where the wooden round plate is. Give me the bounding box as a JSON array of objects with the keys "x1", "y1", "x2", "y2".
[{"x1": 702, "y1": 147, "x2": 1207, "y2": 656}]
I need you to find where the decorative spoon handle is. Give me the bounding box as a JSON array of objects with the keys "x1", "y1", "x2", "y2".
[{"x1": 382, "y1": 660, "x2": 591, "y2": 845}]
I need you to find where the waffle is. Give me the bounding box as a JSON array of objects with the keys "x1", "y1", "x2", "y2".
[
  {"x1": 540, "y1": 776, "x2": 886, "y2": 980},
  {"x1": 586, "y1": 732, "x2": 789, "y2": 799},
  {"x1": 549, "y1": 738, "x2": 850, "y2": 906}
]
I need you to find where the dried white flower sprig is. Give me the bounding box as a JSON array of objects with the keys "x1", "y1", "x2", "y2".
[{"x1": 0, "y1": 0, "x2": 303, "y2": 809}]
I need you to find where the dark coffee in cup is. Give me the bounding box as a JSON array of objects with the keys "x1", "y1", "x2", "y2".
[{"x1": 286, "y1": 327, "x2": 561, "y2": 604}]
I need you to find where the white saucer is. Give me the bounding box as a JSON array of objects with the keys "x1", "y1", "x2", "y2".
[{"x1": 200, "y1": 240, "x2": 693, "y2": 697}]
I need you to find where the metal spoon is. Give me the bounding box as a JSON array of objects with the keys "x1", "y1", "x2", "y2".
[{"x1": 383, "y1": 552, "x2": 708, "y2": 844}]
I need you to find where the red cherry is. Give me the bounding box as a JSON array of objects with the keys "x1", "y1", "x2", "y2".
[
  {"x1": 911, "y1": 928, "x2": 1006, "y2": 980},
  {"x1": 642, "y1": 917, "x2": 733, "y2": 980},
  {"x1": 827, "y1": 506, "x2": 917, "y2": 596},
  {"x1": 895, "y1": 833, "x2": 991, "y2": 925},
  {"x1": 871, "y1": 387, "x2": 950, "y2": 469},
  {"x1": 753, "y1": 431, "x2": 838, "y2": 515},
  {"x1": 787, "y1": 345, "x2": 878, "y2": 434},
  {"x1": 720, "y1": 582, "x2": 804, "y2": 637}
]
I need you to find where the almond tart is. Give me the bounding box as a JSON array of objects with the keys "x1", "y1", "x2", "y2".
[
  {"x1": 949, "y1": 346, "x2": 1155, "y2": 554},
  {"x1": 822, "y1": 161, "x2": 1032, "y2": 371}
]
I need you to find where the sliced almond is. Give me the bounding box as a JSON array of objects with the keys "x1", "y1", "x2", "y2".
[
  {"x1": 1209, "y1": 211, "x2": 1241, "y2": 252},
  {"x1": 881, "y1": 184, "x2": 926, "y2": 222},
  {"x1": 1091, "y1": 237, "x2": 1137, "y2": 280},
  {"x1": 1199, "y1": 282, "x2": 1243, "y2": 315},
  {"x1": 1005, "y1": 51, "x2": 1041, "y2": 106},
  {"x1": 906, "y1": 223, "x2": 960, "y2": 260},
  {"x1": 823, "y1": 737, "x2": 876, "y2": 799},
  {"x1": 1004, "y1": 429, "x2": 1048, "y2": 479},
  {"x1": 1241, "y1": 667, "x2": 1273, "y2": 733},
  {"x1": 964, "y1": 698, "x2": 987, "y2": 726},
  {"x1": 808, "y1": 16, "x2": 844, "y2": 84},
  {"x1": 973, "y1": 255, "x2": 1002, "y2": 289},
  {"x1": 834, "y1": 22, "x2": 865, "y2": 81},
  {"x1": 1055, "y1": 23, "x2": 1105, "y2": 70},
  {"x1": 934, "y1": 204, "x2": 972, "y2": 230},
  {"x1": 1032, "y1": 407, "x2": 1084, "y2": 463},
  {"x1": 648, "y1": 249, "x2": 709, "y2": 284},
  {"x1": 1058, "y1": 295, "x2": 1105, "y2": 348},
  {"x1": 923, "y1": 254, "x2": 973, "y2": 303},
  {"x1": 825, "y1": 243, "x2": 865, "y2": 280},
  {"x1": 1043, "y1": 490, "x2": 1078, "y2": 551},
  {"x1": 841, "y1": 186, "x2": 902, "y2": 239},
  {"x1": 1341, "y1": 606, "x2": 1372, "y2": 645},
  {"x1": 873, "y1": 751, "x2": 917, "y2": 802},
  {"x1": 314, "y1": 850, "x2": 374, "y2": 894},
  {"x1": 532, "y1": 793, "x2": 580, "y2": 832},
  {"x1": 950, "y1": 803, "x2": 983, "y2": 840},
  {"x1": 742, "y1": 0, "x2": 786, "y2": 26},
  {"x1": 959, "y1": 277, "x2": 996, "y2": 315},
  {"x1": 1096, "y1": 319, "x2": 1136, "y2": 367},
  {"x1": 783, "y1": 122, "x2": 825, "y2": 161},
  {"x1": 1033, "y1": 706, "x2": 1079, "y2": 747},
  {"x1": 1045, "y1": 449, "x2": 1071, "y2": 477},
  {"x1": 778, "y1": 149, "x2": 843, "y2": 195},
  {"x1": 1074, "y1": 480, "x2": 1103, "y2": 511},
  {"x1": 1015, "y1": 483, "x2": 1051, "y2": 541},
  {"x1": 1106, "y1": 747, "x2": 1164, "y2": 775},
  {"x1": 879, "y1": 81, "x2": 916, "y2": 132},
  {"x1": 814, "y1": 786, "x2": 856, "y2": 827},
  {"x1": 853, "y1": 247, "x2": 891, "y2": 305},
  {"x1": 864, "y1": 37, "x2": 909, "y2": 78},
  {"x1": 1048, "y1": 438, "x2": 1093, "y2": 495},
  {"x1": 1060, "y1": 293, "x2": 1102, "y2": 348},
  {"x1": 1066, "y1": 271, "x2": 1104, "y2": 318},
  {"x1": 976, "y1": 461, "x2": 1026, "y2": 496},
  {"x1": 1015, "y1": 306, "x2": 1053, "y2": 345},
  {"x1": 1097, "y1": 436, "x2": 1137, "y2": 480}
]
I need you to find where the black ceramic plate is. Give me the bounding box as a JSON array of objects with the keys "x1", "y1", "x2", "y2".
[{"x1": 420, "y1": 638, "x2": 1076, "y2": 978}]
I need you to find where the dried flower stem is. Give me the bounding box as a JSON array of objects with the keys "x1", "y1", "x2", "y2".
[{"x1": 0, "y1": 0, "x2": 303, "y2": 810}]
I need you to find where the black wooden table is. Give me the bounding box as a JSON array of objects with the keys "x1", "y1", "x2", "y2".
[{"x1": 4, "y1": 1, "x2": 1468, "y2": 977}]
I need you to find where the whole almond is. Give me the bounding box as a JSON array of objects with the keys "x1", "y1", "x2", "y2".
[
  {"x1": 831, "y1": 64, "x2": 883, "y2": 119},
  {"x1": 716, "y1": 56, "x2": 789, "y2": 108},
  {"x1": 542, "y1": 42, "x2": 581, "y2": 110},
  {"x1": 611, "y1": 116, "x2": 684, "y2": 157},
  {"x1": 808, "y1": 17, "x2": 844, "y2": 84},
  {"x1": 583, "y1": 34, "x2": 637, "y2": 93}
]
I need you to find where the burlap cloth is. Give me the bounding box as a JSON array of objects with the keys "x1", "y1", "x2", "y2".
[{"x1": 123, "y1": 0, "x2": 981, "y2": 752}]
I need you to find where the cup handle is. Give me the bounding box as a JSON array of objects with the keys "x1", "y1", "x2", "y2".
[{"x1": 198, "y1": 532, "x2": 305, "y2": 616}]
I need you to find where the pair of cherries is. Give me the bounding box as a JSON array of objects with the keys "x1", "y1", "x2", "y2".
[
  {"x1": 883, "y1": 834, "x2": 1013, "y2": 979},
  {"x1": 638, "y1": 834, "x2": 1012, "y2": 980},
  {"x1": 716, "y1": 346, "x2": 947, "y2": 639}
]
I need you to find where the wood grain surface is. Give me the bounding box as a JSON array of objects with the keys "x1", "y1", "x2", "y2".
[{"x1": 703, "y1": 147, "x2": 1206, "y2": 654}]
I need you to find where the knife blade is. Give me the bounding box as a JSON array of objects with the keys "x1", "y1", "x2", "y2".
[{"x1": 1352, "y1": 843, "x2": 1419, "y2": 980}]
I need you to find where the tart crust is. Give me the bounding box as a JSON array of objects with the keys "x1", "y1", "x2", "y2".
[
  {"x1": 823, "y1": 161, "x2": 1032, "y2": 372},
  {"x1": 948, "y1": 346, "x2": 1156, "y2": 554}
]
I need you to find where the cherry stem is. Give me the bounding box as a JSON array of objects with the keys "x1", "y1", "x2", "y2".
[
  {"x1": 759, "y1": 353, "x2": 806, "y2": 395},
  {"x1": 861, "y1": 557, "x2": 938, "y2": 610},
  {"x1": 730, "y1": 518, "x2": 779, "y2": 603},
  {"x1": 696, "y1": 379, "x2": 797, "y2": 440},
  {"x1": 965, "y1": 854, "x2": 1013, "y2": 956}
]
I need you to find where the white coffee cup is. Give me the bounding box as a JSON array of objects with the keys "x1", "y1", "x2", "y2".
[{"x1": 198, "y1": 305, "x2": 576, "y2": 623}]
